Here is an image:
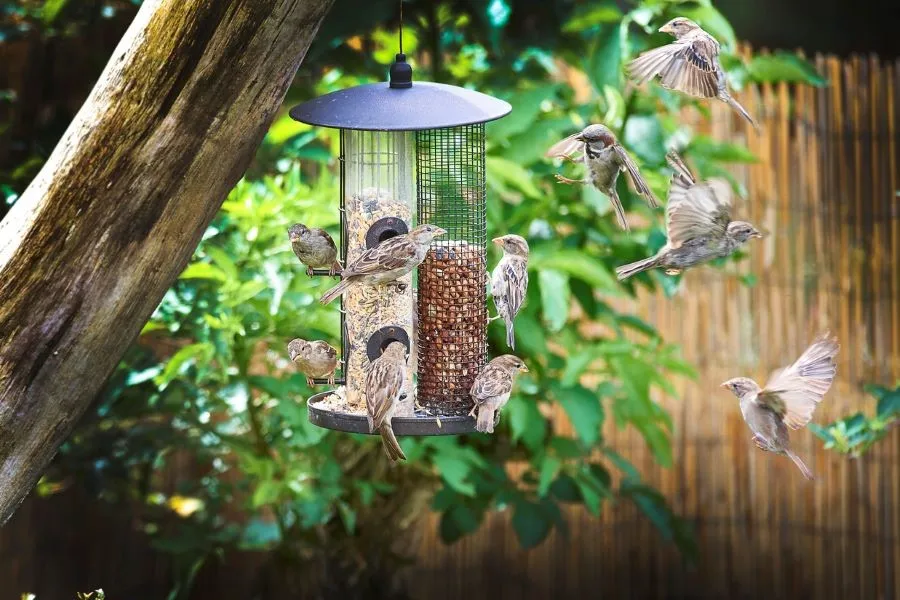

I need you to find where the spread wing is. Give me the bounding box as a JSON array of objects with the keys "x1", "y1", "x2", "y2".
[
  {"x1": 545, "y1": 132, "x2": 584, "y2": 159},
  {"x1": 345, "y1": 235, "x2": 414, "y2": 277},
  {"x1": 612, "y1": 144, "x2": 659, "y2": 207},
  {"x1": 664, "y1": 151, "x2": 732, "y2": 248},
  {"x1": 366, "y1": 358, "x2": 404, "y2": 429},
  {"x1": 492, "y1": 257, "x2": 528, "y2": 320},
  {"x1": 757, "y1": 333, "x2": 840, "y2": 429},
  {"x1": 470, "y1": 365, "x2": 513, "y2": 404},
  {"x1": 627, "y1": 35, "x2": 720, "y2": 98}
]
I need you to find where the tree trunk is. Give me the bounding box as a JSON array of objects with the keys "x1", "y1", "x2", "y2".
[{"x1": 0, "y1": 0, "x2": 334, "y2": 525}]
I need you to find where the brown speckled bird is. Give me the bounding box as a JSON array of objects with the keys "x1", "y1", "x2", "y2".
[
  {"x1": 469, "y1": 355, "x2": 529, "y2": 434},
  {"x1": 722, "y1": 333, "x2": 840, "y2": 480},
  {"x1": 319, "y1": 224, "x2": 446, "y2": 305},
  {"x1": 365, "y1": 341, "x2": 408, "y2": 462},
  {"x1": 615, "y1": 151, "x2": 762, "y2": 280},
  {"x1": 627, "y1": 17, "x2": 758, "y2": 130},
  {"x1": 546, "y1": 124, "x2": 658, "y2": 230},
  {"x1": 288, "y1": 223, "x2": 341, "y2": 276},
  {"x1": 287, "y1": 338, "x2": 338, "y2": 386},
  {"x1": 490, "y1": 235, "x2": 529, "y2": 350}
]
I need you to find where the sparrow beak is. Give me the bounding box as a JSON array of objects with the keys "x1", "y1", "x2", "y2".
[
  {"x1": 492, "y1": 237, "x2": 504, "y2": 246},
  {"x1": 658, "y1": 23, "x2": 673, "y2": 34},
  {"x1": 434, "y1": 227, "x2": 447, "y2": 237},
  {"x1": 521, "y1": 365, "x2": 529, "y2": 373},
  {"x1": 574, "y1": 133, "x2": 586, "y2": 142},
  {"x1": 752, "y1": 230, "x2": 765, "y2": 239},
  {"x1": 719, "y1": 382, "x2": 729, "y2": 389}
]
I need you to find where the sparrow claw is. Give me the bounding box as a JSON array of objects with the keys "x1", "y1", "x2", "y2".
[
  {"x1": 751, "y1": 434, "x2": 774, "y2": 452},
  {"x1": 329, "y1": 261, "x2": 342, "y2": 277},
  {"x1": 467, "y1": 405, "x2": 477, "y2": 418},
  {"x1": 554, "y1": 173, "x2": 583, "y2": 185},
  {"x1": 664, "y1": 268, "x2": 682, "y2": 276},
  {"x1": 327, "y1": 372, "x2": 335, "y2": 387},
  {"x1": 306, "y1": 266, "x2": 314, "y2": 277},
  {"x1": 306, "y1": 376, "x2": 315, "y2": 387},
  {"x1": 487, "y1": 314, "x2": 503, "y2": 323}
]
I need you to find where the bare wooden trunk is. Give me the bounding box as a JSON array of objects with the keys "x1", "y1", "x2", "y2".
[{"x1": 0, "y1": 0, "x2": 334, "y2": 524}]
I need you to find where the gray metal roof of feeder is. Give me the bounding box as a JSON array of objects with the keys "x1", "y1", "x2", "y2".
[{"x1": 289, "y1": 54, "x2": 511, "y2": 131}]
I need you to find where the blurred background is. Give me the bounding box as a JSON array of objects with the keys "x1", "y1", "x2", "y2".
[{"x1": 1, "y1": 1, "x2": 898, "y2": 598}]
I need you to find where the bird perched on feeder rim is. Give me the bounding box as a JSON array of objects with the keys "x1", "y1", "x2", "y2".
[
  {"x1": 615, "y1": 151, "x2": 763, "y2": 280},
  {"x1": 319, "y1": 224, "x2": 446, "y2": 305},
  {"x1": 469, "y1": 355, "x2": 529, "y2": 434},
  {"x1": 545, "y1": 124, "x2": 659, "y2": 230},
  {"x1": 365, "y1": 341, "x2": 409, "y2": 462},
  {"x1": 288, "y1": 223, "x2": 341, "y2": 276},
  {"x1": 627, "y1": 17, "x2": 758, "y2": 130},
  {"x1": 287, "y1": 338, "x2": 339, "y2": 386},
  {"x1": 722, "y1": 333, "x2": 840, "y2": 480},
  {"x1": 490, "y1": 235, "x2": 529, "y2": 350}
]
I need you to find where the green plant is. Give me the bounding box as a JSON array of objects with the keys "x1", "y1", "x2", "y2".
[{"x1": 809, "y1": 384, "x2": 900, "y2": 457}]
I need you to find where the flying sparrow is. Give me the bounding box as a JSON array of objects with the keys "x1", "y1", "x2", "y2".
[
  {"x1": 469, "y1": 354, "x2": 529, "y2": 434},
  {"x1": 287, "y1": 338, "x2": 338, "y2": 386},
  {"x1": 489, "y1": 235, "x2": 529, "y2": 350},
  {"x1": 627, "y1": 17, "x2": 758, "y2": 130},
  {"x1": 288, "y1": 223, "x2": 341, "y2": 276},
  {"x1": 319, "y1": 224, "x2": 446, "y2": 305},
  {"x1": 615, "y1": 151, "x2": 762, "y2": 280},
  {"x1": 722, "y1": 333, "x2": 840, "y2": 480},
  {"x1": 546, "y1": 124, "x2": 659, "y2": 230},
  {"x1": 365, "y1": 341, "x2": 408, "y2": 462}
]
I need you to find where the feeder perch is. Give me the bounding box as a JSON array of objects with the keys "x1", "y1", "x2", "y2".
[{"x1": 290, "y1": 53, "x2": 510, "y2": 436}]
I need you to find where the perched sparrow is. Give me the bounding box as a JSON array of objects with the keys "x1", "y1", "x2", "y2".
[
  {"x1": 288, "y1": 224, "x2": 341, "y2": 276},
  {"x1": 627, "y1": 17, "x2": 758, "y2": 130},
  {"x1": 469, "y1": 355, "x2": 529, "y2": 434},
  {"x1": 319, "y1": 224, "x2": 446, "y2": 305},
  {"x1": 546, "y1": 124, "x2": 658, "y2": 230},
  {"x1": 615, "y1": 151, "x2": 762, "y2": 280},
  {"x1": 365, "y1": 341, "x2": 408, "y2": 462},
  {"x1": 287, "y1": 338, "x2": 338, "y2": 386},
  {"x1": 722, "y1": 333, "x2": 840, "y2": 480},
  {"x1": 490, "y1": 235, "x2": 529, "y2": 350}
]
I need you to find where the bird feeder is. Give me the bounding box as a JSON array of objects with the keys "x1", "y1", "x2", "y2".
[{"x1": 290, "y1": 54, "x2": 510, "y2": 435}]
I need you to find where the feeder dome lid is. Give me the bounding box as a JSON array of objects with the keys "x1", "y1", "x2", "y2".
[{"x1": 290, "y1": 54, "x2": 511, "y2": 131}]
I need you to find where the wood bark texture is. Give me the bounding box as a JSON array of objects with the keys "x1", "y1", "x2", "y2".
[{"x1": 0, "y1": 0, "x2": 334, "y2": 524}]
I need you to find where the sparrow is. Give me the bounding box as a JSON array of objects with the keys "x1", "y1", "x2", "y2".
[
  {"x1": 546, "y1": 124, "x2": 659, "y2": 230},
  {"x1": 469, "y1": 355, "x2": 529, "y2": 434},
  {"x1": 287, "y1": 338, "x2": 338, "y2": 386},
  {"x1": 319, "y1": 224, "x2": 446, "y2": 305},
  {"x1": 489, "y1": 235, "x2": 529, "y2": 350},
  {"x1": 722, "y1": 333, "x2": 840, "y2": 480},
  {"x1": 615, "y1": 151, "x2": 763, "y2": 280},
  {"x1": 365, "y1": 341, "x2": 408, "y2": 462},
  {"x1": 288, "y1": 223, "x2": 341, "y2": 276},
  {"x1": 627, "y1": 17, "x2": 758, "y2": 130}
]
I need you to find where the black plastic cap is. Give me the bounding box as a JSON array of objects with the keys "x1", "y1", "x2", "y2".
[{"x1": 389, "y1": 53, "x2": 413, "y2": 89}]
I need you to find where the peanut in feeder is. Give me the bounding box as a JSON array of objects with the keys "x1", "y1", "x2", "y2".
[{"x1": 289, "y1": 52, "x2": 510, "y2": 436}]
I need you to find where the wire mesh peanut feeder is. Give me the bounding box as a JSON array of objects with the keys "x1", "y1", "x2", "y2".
[{"x1": 289, "y1": 54, "x2": 510, "y2": 436}]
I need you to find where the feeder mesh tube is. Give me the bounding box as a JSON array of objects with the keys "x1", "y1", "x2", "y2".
[
  {"x1": 342, "y1": 130, "x2": 416, "y2": 412},
  {"x1": 415, "y1": 124, "x2": 488, "y2": 415}
]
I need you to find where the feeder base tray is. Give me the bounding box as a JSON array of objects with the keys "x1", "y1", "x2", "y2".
[{"x1": 308, "y1": 391, "x2": 489, "y2": 435}]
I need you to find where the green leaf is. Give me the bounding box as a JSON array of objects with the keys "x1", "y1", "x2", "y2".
[
  {"x1": 240, "y1": 518, "x2": 282, "y2": 548},
  {"x1": 747, "y1": 52, "x2": 827, "y2": 86},
  {"x1": 439, "y1": 504, "x2": 481, "y2": 544},
  {"x1": 633, "y1": 419, "x2": 673, "y2": 467},
  {"x1": 687, "y1": 136, "x2": 758, "y2": 163},
  {"x1": 224, "y1": 280, "x2": 267, "y2": 307},
  {"x1": 41, "y1": 0, "x2": 68, "y2": 25},
  {"x1": 506, "y1": 394, "x2": 547, "y2": 450},
  {"x1": 587, "y1": 25, "x2": 622, "y2": 92},
  {"x1": 205, "y1": 245, "x2": 240, "y2": 280},
  {"x1": 550, "y1": 474, "x2": 581, "y2": 502},
  {"x1": 337, "y1": 500, "x2": 357, "y2": 534},
  {"x1": 180, "y1": 262, "x2": 227, "y2": 281},
  {"x1": 554, "y1": 384, "x2": 604, "y2": 446},
  {"x1": 156, "y1": 343, "x2": 211, "y2": 386},
  {"x1": 487, "y1": 85, "x2": 559, "y2": 142},
  {"x1": 562, "y1": 1, "x2": 622, "y2": 32},
  {"x1": 560, "y1": 348, "x2": 596, "y2": 387},
  {"x1": 538, "y1": 456, "x2": 561, "y2": 497},
  {"x1": 512, "y1": 500, "x2": 552, "y2": 549},
  {"x1": 486, "y1": 156, "x2": 542, "y2": 200},
  {"x1": 251, "y1": 480, "x2": 282, "y2": 508},
  {"x1": 432, "y1": 452, "x2": 476, "y2": 497},
  {"x1": 531, "y1": 250, "x2": 620, "y2": 294},
  {"x1": 623, "y1": 114, "x2": 665, "y2": 165},
  {"x1": 538, "y1": 269, "x2": 570, "y2": 332},
  {"x1": 876, "y1": 387, "x2": 900, "y2": 420}
]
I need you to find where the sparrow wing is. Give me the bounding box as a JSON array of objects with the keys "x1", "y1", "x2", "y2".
[
  {"x1": 492, "y1": 257, "x2": 528, "y2": 320},
  {"x1": 470, "y1": 364, "x2": 513, "y2": 404},
  {"x1": 628, "y1": 35, "x2": 720, "y2": 98},
  {"x1": 545, "y1": 132, "x2": 584, "y2": 159},
  {"x1": 344, "y1": 236, "x2": 415, "y2": 277},
  {"x1": 309, "y1": 340, "x2": 337, "y2": 360},
  {"x1": 664, "y1": 152, "x2": 733, "y2": 248},
  {"x1": 757, "y1": 333, "x2": 840, "y2": 429},
  {"x1": 612, "y1": 144, "x2": 659, "y2": 207},
  {"x1": 316, "y1": 229, "x2": 338, "y2": 253},
  {"x1": 366, "y1": 358, "x2": 404, "y2": 429}
]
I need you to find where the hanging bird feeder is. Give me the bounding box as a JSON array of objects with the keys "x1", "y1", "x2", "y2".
[{"x1": 290, "y1": 52, "x2": 510, "y2": 436}]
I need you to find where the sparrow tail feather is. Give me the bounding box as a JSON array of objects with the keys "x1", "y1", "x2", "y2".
[
  {"x1": 608, "y1": 188, "x2": 630, "y2": 231},
  {"x1": 320, "y1": 278, "x2": 353, "y2": 305},
  {"x1": 723, "y1": 93, "x2": 759, "y2": 131},
  {"x1": 505, "y1": 318, "x2": 516, "y2": 350},
  {"x1": 786, "y1": 450, "x2": 814, "y2": 480},
  {"x1": 380, "y1": 426, "x2": 406, "y2": 462},
  {"x1": 615, "y1": 256, "x2": 659, "y2": 280},
  {"x1": 475, "y1": 407, "x2": 495, "y2": 434}
]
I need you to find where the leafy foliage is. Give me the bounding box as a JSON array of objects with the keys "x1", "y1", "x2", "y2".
[
  {"x1": 809, "y1": 384, "x2": 900, "y2": 457},
  {"x1": 8, "y1": 0, "x2": 825, "y2": 596}
]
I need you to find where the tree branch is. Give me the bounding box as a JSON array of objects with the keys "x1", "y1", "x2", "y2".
[{"x1": 0, "y1": 0, "x2": 335, "y2": 525}]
